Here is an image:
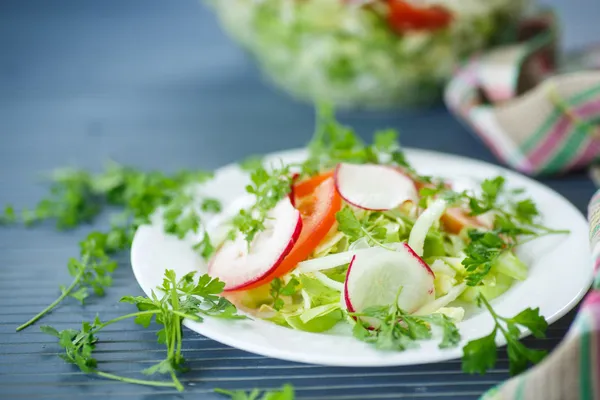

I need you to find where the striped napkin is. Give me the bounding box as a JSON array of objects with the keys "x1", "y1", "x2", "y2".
[
  {"x1": 481, "y1": 191, "x2": 600, "y2": 400},
  {"x1": 445, "y1": 10, "x2": 600, "y2": 177}
]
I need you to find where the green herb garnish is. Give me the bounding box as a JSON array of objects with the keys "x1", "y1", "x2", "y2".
[
  {"x1": 270, "y1": 277, "x2": 300, "y2": 311},
  {"x1": 42, "y1": 270, "x2": 244, "y2": 391},
  {"x1": 215, "y1": 384, "x2": 295, "y2": 400},
  {"x1": 352, "y1": 299, "x2": 460, "y2": 351},
  {"x1": 231, "y1": 164, "x2": 293, "y2": 244},
  {"x1": 336, "y1": 207, "x2": 388, "y2": 248},
  {"x1": 462, "y1": 294, "x2": 548, "y2": 376},
  {"x1": 15, "y1": 163, "x2": 218, "y2": 331}
]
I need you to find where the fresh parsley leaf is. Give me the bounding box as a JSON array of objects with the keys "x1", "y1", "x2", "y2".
[
  {"x1": 510, "y1": 307, "x2": 548, "y2": 338},
  {"x1": 270, "y1": 277, "x2": 299, "y2": 311},
  {"x1": 462, "y1": 330, "x2": 497, "y2": 374},
  {"x1": 303, "y1": 104, "x2": 372, "y2": 173},
  {"x1": 462, "y1": 294, "x2": 549, "y2": 376},
  {"x1": 514, "y1": 198, "x2": 539, "y2": 224},
  {"x1": 0, "y1": 204, "x2": 16, "y2": 225},
  {"x1": 231, "y1": 164, "x2": 293, "y2": 244},
  {"x1": 335, "y1": 207, "x2": 363, "y2": 242},
  {"x1": 40, "y1": 325, "x2": 60, "y2": 338},
  {"x1": 44, "y1": 270, "x2": 243, "y2": 391},
  {"x1": 215, "y1": 384, "x2": 295, "y2": 400},
  {"x1": 467, "y1": 176, "x2": 505, "y2": 216},
  {"x1": 201, "y1": 198, "x2": 222, "y2": 213},
  {"x1": 373, "y1": 129, "x2": 399, "y2": 152},
  {"x1": 14, "y1": 163, "x2": 216, "y2": 331},
  {"x1": 193, "y1": 234, "x2": 215, "y2": 261},
  {"x1": 461, "y1": 230, "x2": 506, "y2": 286},
  {"x1": 422, "y1": 313, "x2": 461, "y2": 349},
  {"x1": 336, "y1": 207, "x2": 392, "y2": 248},
  {"x1": 351, "y1": 295, "x2": 461, "y2": 353},
  {"x1": 239, "y1": 155, "x2": 264, "y2": 173},
  {"x1": 506, "y1": 338, "x2": 547, "y2": 376}
]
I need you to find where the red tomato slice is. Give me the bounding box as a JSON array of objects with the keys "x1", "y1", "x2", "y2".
[
  {"x1": 234, "y1": 174, "x2": 342, "y2": 291},
  {"x1": 441, "y1": 207, "x2": 488, "y2": 234},
  {"x1": 414, "y1": 180, "x2": 490, "y2": 234},
  {"x1": 293, "y1": 171, "x2": 334, "y2": 198},
  {"x1": 387, "y1": 0, "x2": 453, "y2": 33}
]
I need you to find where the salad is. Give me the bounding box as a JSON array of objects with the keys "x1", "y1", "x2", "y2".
[
  {"x1": 9, "y1": 105, "x2": 568, "y2": 392},
  {"x1": 202, "y1": 105, "x2": 566, "y2": 354},
  {"x1": 209, "y1": 0, "x2": 531, "y2": 108}
]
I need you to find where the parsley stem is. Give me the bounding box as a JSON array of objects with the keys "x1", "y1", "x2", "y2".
[
  {"x1": 516, "y1": 229, "x2": 570, "y2": 247},
  {"x1": 16, "y1": 269, "x2": 85, "y2": 332},
  {"x1": 168, "y1": 369, "x2": 184, "y2": 391},
  {"x1": 530, "y1": 224, "x2": 570, "y2": 234},
  {"x1": 94, "y1": 310, "x2": 161, "y2": 331},
  {"x1": 172, "y1": 310, "x2": 200, "y2": 320},
  {"x1": 94, "y1": 371, "x2": 179, "y2": 389},
  {"x1": 478, "y1": 294, "x2": 498, "y2": 319}
]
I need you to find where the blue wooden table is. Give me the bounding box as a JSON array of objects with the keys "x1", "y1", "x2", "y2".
[{"x1": 1, "y1": 1, "x2": 599, "y2": 399}]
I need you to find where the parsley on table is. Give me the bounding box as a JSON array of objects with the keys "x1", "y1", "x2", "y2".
[
  {"x1": 270, "y1": 277, "x2": 300, "y2": 311},
  {"x1": 351, "y1": 296, "x2": 460, "y2": 351},
  {"x1": 0, "y1": 204, "x2": 17, "y2": 225},
  {"x1": 12, "y1": 163, "x2": 220, "y2": 331},
  {"x1": 463, "y1": 294, "x2": 548, "y2": 376},
  {"x1": 230, "y1": 164, "x2": 293, "y2": 244},
  {"x1": 42, "y1": 270, "x2": 244, "y2": 391},
  {"x1": 215, "y1": 384, "x2": 295, "y2": 400}
]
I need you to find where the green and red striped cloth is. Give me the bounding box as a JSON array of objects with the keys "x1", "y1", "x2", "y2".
[
  {"x1": 445, "y1": 10, "x2": 600, "y2": 177},
  {"x1": 481, "y1": 190, "x2": 600, "y2": 400}
]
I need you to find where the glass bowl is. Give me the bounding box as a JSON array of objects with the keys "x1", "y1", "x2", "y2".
[{"x1": 209, "y1": 0, "x2": 531, "y2": 109}]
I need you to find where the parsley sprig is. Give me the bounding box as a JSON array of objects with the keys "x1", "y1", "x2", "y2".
[
  {"x1": 215, "y1": 384, "x2": 295, "y2": 400},
  {"x1": 351, "y1": 291, "x2": 460, "y2": 351},
  {"x1": 419, "y1": 175, "x2": 569, "y2": 286},
  {"x1": 336, "y1": 207, "x2": 390, "y2": 249},
  {"x1": 302, "y1": 104, "x2": 429, "y2": 183},
  {"x1": 270, "y1": 277, "x2": 300, "y2": 311},
  {"x1": 463, "y1": 294, "x2": 548, "y2": 376},
  {"x1": 42, "y1": 270, "x2": 244, "y2": 391},
  {"x1": 13, "y1": 163, "x2": 220, "y2": 331},
  {"x1": 230, "y1": 164, "x2": 293, "y2": 244}
]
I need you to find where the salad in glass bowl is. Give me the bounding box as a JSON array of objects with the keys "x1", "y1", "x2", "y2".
[{"x1": 208, "y1": 0, "x2": 532, "y2": 108}]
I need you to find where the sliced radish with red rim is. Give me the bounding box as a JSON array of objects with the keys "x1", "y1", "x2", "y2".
[
  {"x1": 344, "y1": 244, "x2": 435, "y2": 326},
  {"x1": 334, "y1": 163, "x2": 418, "y2": 211},
  {"x1": 208, "y1": 197, "x2": 302, "y2": 291}
]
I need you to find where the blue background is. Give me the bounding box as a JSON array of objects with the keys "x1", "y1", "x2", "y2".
[{"x1": 1, "y1": 0, "x2": 599, "y2": 399}]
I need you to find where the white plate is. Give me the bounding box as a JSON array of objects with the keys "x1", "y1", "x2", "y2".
[{"x1": 130, "y1": 148, "x2": 592, "y2": 367}]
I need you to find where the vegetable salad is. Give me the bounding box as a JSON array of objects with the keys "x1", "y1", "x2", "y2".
[
  {"x1": 205, "y1": 105, "x2": 566, "y2": 362},
  {"x1": 209, "y1": 0, "x2": 531, "y2": 108}
]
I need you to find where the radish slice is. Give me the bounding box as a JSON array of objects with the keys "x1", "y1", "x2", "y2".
[
  {"x1": 408, "y1": 199, "x2": 447, "y2": 257},
  {"x1": 414, "y1": 283, "x2": 467, "y2": 316},
  {"x1": 334, "y1": 163, "x2": 418, "y2": 211},
  {"x1": 344, "y1": 244, "x2": 435, "y2": 322},
  {"x1": 209, "y1": 198, "x2": 302, "y2": 291}
]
